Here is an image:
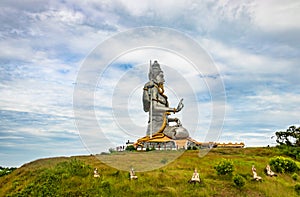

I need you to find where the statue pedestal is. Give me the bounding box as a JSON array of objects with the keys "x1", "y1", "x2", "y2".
[{"x1": 134, "y1": 136, "x2": 197, "y2": 150}]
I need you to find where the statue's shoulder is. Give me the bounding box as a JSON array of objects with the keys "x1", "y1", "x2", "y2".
[
  {"x1": 143, "y1": 81, "x2": 156, "y2": 91},
  {"x1": 144, "y1": 81, "x2": 154, "y2": 88}
]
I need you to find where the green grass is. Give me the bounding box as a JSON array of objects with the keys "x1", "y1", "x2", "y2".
[{"x1": 0, "y1": 147, "x2": 299, "y2": 196}]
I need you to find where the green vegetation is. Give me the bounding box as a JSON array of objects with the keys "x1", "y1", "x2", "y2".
[
  {"x1": 0, "y1": 167, "x2": 17, "y2": 177},
  {"x1": 214, "y1": 159, "x2": 234, "y2": 175},
  {"x1": 125, "y1": 145, "x2": 136, "y2": 151},
  {"x1": 269, "y1": 156, "x2": 298, "y2": 173},
  {"x1": 1, "y1": 148, "x2": 300, "y2": 196},
  {"x1": 292, "y1": 173, "x2": 298, "y2": 181},
  {"x1": 232, "y1": 174, "x2": 246, "y2": 189},
  {"x1": 295, "y1": 184, "x2": 300, "y2": 195},
  {"x1": 275, "y1": 125, "x2": 300, "y2": 160},
  {"x1": 275, "y1": 126, "x2": 300, "y2": 147}
]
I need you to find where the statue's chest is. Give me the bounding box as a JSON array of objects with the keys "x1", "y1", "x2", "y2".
[{"x1": 156, "y1": 93, "x2": 168, "y2": 106}]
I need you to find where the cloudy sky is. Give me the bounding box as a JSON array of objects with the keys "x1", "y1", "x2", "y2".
[{"x1": 1, "y1": 0, "x2": 300, "y2": 167}]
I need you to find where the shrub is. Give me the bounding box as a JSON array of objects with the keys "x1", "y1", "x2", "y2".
[
  {"x1": 0, "y1": 167, "x2": 17, "y2": 177},
  {"x1": 214, "y1": 159, "x2": 234, "y2": 175},
  {"x1": 233, "y1": 174, "x2": 246, "y2": 188},
  {"x1": 292, "y1": 173, "x2": 298, "y2": 181},
  {"x1": 295, "y1": 184, "x2": 300, "y2": 194},
  {"x1": 125, "y1": 145, "x2": 136, "y2": 151},
  {"x1": 269, "y1": 156, "x2": 298, "y2": 173},
  {"x1": 277, "y1": 145, "x2": 300, "y2": 161},
  {"x1": 109, "y1": 148, "x2": 116, "y2": 153}
]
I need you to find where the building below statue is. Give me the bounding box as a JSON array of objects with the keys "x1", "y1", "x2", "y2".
[
  {"x1": 134, "y1": 137, "x2": 190, "y2": 150},
  {"x1": 131, "y1": 138, "x2": 245, "y2": 151}
]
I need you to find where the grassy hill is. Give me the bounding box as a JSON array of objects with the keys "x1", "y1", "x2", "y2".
[{"x1": 1, "y1": 147, "x2": 300, "y2": 196}]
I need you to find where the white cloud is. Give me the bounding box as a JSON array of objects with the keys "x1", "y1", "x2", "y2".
[
  {"x1": 201, "y1": 38, "x2": 298, "y2": 76},
  {"x1": 251, "y1": 0, "x2": 300, "y2": 31}
]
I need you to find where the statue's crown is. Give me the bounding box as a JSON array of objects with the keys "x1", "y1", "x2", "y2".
[
  {"x1": 152, "y1": 60, "x2": 160, "y2": 69},
  {"x1": 150, "y1": 60, "x2": 162, "y2": 74},
  {"x1": 148, "y1": 60, "x2": 162, "y2": 80}
]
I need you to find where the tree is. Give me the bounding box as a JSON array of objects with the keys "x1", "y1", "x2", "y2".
[
  {"x1": 125, "y1": 145, "x2": 136, "y2": 151},
  {"x1": 275, "y1": 126, "x2": 300, "y2": 147}
]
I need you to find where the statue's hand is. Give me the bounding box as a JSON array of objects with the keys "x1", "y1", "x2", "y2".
[{"x1": 176, "y1": 98, "x2": 184, "y2": 112}]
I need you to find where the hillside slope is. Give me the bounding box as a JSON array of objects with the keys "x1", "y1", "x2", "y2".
[{"x1": 1, "y1": 148, "x2": 299, "y2": 197}]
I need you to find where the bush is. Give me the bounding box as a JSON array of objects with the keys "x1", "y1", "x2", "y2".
[
  {"x1": 109, "y1": 148, "x2": 116, "y2": 153},
  {"x1": 125, "y1": 145, "x2": 136, "y2": 151},
  {"x1": 0, "y1": 167, "x2": 17, "y2": 177},
  {"x1": 292, "y1": 173, "x2": 298, "y2": 181},
  {"x1": 277, "y1": 145, "x2": 300, "y2": 161},
  {"x1": 214, "y1": 159, "x2": 234, "y2": 175},
  {"x1": 269, "y1": 156, "x2": 298, "y2": 173},
  {"x1": 233, "y1": 174, "x2": 246, "y2": 188},
  {"x1": 295, "y1": 184, "x2": 300, "y2": 194}
]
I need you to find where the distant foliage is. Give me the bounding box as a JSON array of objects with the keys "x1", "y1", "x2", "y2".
[
  {"x1": 275, "y1": 126, "x2": 300, "y2": 147},
  {"x1": 109, "y1": 148, "x2": 116, "y2": 153},
  {"x1": 0, "y1": 166, "x2": 17, "y2": 177},
  {"x1": 292, "y1": 173, "x2": 298, "y2": 181},
  {"x1": 214, "y1": 159, "x2": 234, "y2": 175},
  {"x1": 233, "y1": 174, "x2": 246, "y2": 188},
  {"x1": 146, "y1": 147, "x2": 155, "y2": 151},
  {"x1": 274, "y1": 126, "x2": 300, "y2": 161},
  {"x1": 125, "y1": 145, "x2": 136, "y2": 151},
  {"x1": 192, "y1": 146, "x2": 198, "y2": 150},
  {"x1": 187, "y1": 146, "x2": 198, "y2": 150},
  {"x1": 277, "y1": 145, "x2": 300, "y2": 161},
  {"x1": 295, "y1": 184, "x2": 300, "y2": 195},
  {"x1": 269, "y1": 156, "x2": 298, "y2": 173}
]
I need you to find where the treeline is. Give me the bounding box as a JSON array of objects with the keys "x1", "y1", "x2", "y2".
[
  {"x1": 0, "y1": 166, "x2": 17, "y2": 177},
  {"x1": 275, "y1": 125, "x2": 300, "y2": 160}
]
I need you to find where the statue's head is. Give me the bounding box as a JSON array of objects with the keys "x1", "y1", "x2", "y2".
[{"x1": 148, "y1": 60, "x2": 165, "y2": 84}]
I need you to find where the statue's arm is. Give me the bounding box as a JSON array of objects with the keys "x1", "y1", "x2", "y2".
[
  {"x1": 150, "y1": 87, "x2": 184, "y2": 113},
  {"x1": 150, "y1": 88, "x2": 176, "y2": 113},
  {"x1": 152, "y1": 102, "x2": 176, "y2": 113}
]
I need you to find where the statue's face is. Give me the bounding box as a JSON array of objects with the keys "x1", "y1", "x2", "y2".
[{"x1": 155, "y1": 71, "x2": 165, "y2": 84}]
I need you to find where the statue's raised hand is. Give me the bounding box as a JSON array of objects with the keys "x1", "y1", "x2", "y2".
[{"x1": 176, "y1": 98, "x2": 184, "y2": 112}]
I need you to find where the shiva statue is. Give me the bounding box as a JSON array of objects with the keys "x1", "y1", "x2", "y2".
[{"x1": 141, "y1": 60, "x2": 189, "y2": 141}]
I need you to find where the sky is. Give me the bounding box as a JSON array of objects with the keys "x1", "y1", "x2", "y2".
[{"x1": 1, "y1": 0, "x2": 300, "y2": 167}]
